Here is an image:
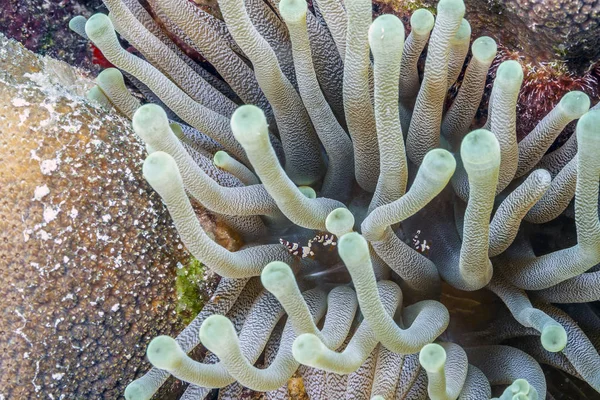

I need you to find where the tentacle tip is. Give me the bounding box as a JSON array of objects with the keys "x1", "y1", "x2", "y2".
[
  {"x1": 231, "y1": 105, "x2": 269, "y2": 146},
  {"x1": 298, "y1": 186, "x2": 317, "y2": 199},
  {"x1": 142, "y1": 151, "x2": 182, "y2": 191},
  {"x1": 421, "y1": 148, "x2": 457, "y2": 183},
  {"x1": 146, "y1": 335, "x2": 183, "y2": 370},
  {"x1": 279, "y1": 0, "x2": 307, "y2": 23},
  {"x1": 410, "y1": 9, "x2": 434, "y2": 35},
  {"x1": 132, "y1": 103, "x2": 171, "y2": 143},
  {"x1": 472, "y1": 36, "x2": 497, "y2": 63},
  {"x1": 200, "y1": 314, "x2": 237, "y2": 351},
  {"x1": 292, "y1": 333, "x2": 325, "y2": 365},
  {"x1": 418, "y1": 343, "x2": 447, "y2": 372},
  {"x1": 559, "y1": 90, "x2": 590, "y2": 119},
  {"x1": 541, "y1": 324, "x2": 567, "y2": 352},
  {"x1": 369, "y1": 14, "x2": 405, "y2": 56},
  {"x1": 85, "y1": 13, "x2": 113, "y2": 40},
  {"x1": 213, "y1": 150, "x2": 230, "y2": 167},
  {"x1": 576, "y1": 109, "x2": 600, "y2": 143},
  {"x1": 325, "y1": 207, "x2": 354, "y2": 236},
  {"x1": 451, "y1": 18, "x2": 471, "y2": 42},
  {"x1": 261, "y1": 261, "x2": 296, "y2": 295},
  {"x1": 338, "y1": 232, "x2": 370, "y2": 265},
  {"x1": 96, "y1": 67, "x2": 124, "y2": 85},
  {"x1": 495, "y1": 60, "x2": 524, "y2": 90},
  {"x1": 124, "y1": 380, "x2": 151, "y2": 400},
  {"x1": 437, "y1": 0, "x2": 466, "y2": 17},
  {"x1": 460, "y1": 129, "x2": 501, "y2": 170}
]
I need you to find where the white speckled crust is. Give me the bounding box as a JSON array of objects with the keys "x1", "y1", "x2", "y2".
[
  {"x1": 104, "y1": 0, "x2": 237, "y2": 116},
  {"x1": 85, "y1": 15, "x2": 247, "y2": 161},
  {"x1": 465, "y1": 345, "x2": 547, "y2": 400},
  {"x1": 219, "y1": 0, "x2": 326, "y2": 185},
  {"x1": 488, "y1": 169, "x2": 551, "y2": 256},
  {"x1": 406, "y1": 0, "x2": 465, "y2": 166},
  {"x1": 282, "y1": 2, "x2": 354, "y2": 202},
  {"x1": 524, "y1": 158, "x2": 576, "y2": 224},
  {"x1": 457, "y1": 365, "x2": 491, "y2": 400},
  {"x1": 343, "y1": 0, "x2": 379, "y2": 192},
  {"x1": 516, "y1": 92, "x2": 590, "y2": 178},
  {"x1": 153, "y1": 0, "x2": 274, "y2": 122}
]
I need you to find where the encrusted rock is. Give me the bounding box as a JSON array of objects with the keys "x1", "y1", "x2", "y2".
[{"x1": 0, "y1": 34, "x2": 191, "y2": 398}]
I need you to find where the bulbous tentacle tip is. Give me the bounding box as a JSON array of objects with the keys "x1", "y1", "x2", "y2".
[
  {"x1": 472, "y1": 36, "x2": 497, "y2": 63},
  {"x1": 498, "y1": 378, "x2": 539, "y2": 400},
  {"x1": 231, "y1": 104, "x2": 269, "y2": 146},
  {"x1": 495, "y1": 60, "x2": 524, "y2": 91},
  {"x1": 279, "y1": 0, "x2": 307, "y2": 23},
  {"x1": 410, "y1": 9, "x2": 434, "y2": 35},
  {"x1": 541, "y1": 323, "x2": 568, "y2": 352},
  {"x1": 325, "y1": 207, "x2": 354, "y2": 237},
  {"x1": 576, "y1": 109, "x2": 600, "y2": 143},
  {"x1": 146, "y1": 335, "x2": 183, "y2": 370},
  {"x1": 261, "y1": 261, "x2": 296, "y2": 296},
  {"x1": 124, "y1": 380, "x2": 152, "y2": 400},
  {"x1": 369, "y1": 14, "x2": 405, "y2": 56},
  {"x1": 298, "y1": 186, "x2": 316, "y2": 199},
  {"x1": 437, "y1": 0, "x2": 466, "y2": 17},
  {"x1": 371, "y1": 396, "x2": 386, "y2": 400},
  {"x1": 460, "y1": 129, "x2": 501, "y2": 170},
  {"x1": 132, "y1": 104, "x2": 171, "y2": 143},
  {"x1": 418, "y1": 343, "x2": 446, "y2": 373},
  {"x1": 559, "y1": 91, "x2": 590, "y2": 119},
  {"x1": 451, "y1": 18, "x2": 471, "y2": 42},
  {"x1": 85, "y1": 13, "x2": 114, "y2": 40},
  {"x1": 292, "y1": 333, "x2": 325, "y2": 364},
  {"x1": 142, "y1": 151, "x2": 182, "y2": 191},
  {"x1": 213, "y1": 150, "x2": 230, "y2": 167},
  {"x1": 529, "y1": 168, "x2": 552, "y2": 186},
  {"x1": 421, "y1": 148, "x2": 457, "y2": 183},
  {"x1": 199, "y1": 314, "x2": 237, "y2": 351},
  {"x1": 96, "y1": 67, "x2": 124, "y2": 85},
  {"x1": 338, "y1": 232, "x2": 370, "y2": 265}
]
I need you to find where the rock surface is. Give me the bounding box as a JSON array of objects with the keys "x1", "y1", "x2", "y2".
[{"x1": 0, "y1": 34, "x2": 191, "y2": 399}]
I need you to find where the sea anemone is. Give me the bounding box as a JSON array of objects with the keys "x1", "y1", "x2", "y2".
[{"x1": 72, "y1": 0, "x2": 600, "y2": 398}]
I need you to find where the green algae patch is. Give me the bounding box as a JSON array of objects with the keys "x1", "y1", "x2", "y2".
[{"x1": 176, "y1": 257, "x2": 206, "y2": 325}]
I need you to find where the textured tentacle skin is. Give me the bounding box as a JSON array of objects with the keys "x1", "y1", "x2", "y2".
[
  {"x1": 419, "y1": 342, "x2": 468, "y2": 400},
  {"x1": 489, "y1": 60, "x2": 523, "y2": 192},
  {"x1": 280, "y1": 0, "x2": 355, "y2": 202},
  {"x1": 343, "y1": 0, "x2": 379, "y2": 192},
  {"x1": 103, "y1": 0, "x2": 236, "y2": 116},
  {"x1": 516, "y1": 91, "x2": 590, "y2": 178},
  {"x1": 524, "y1": 157, "x2": 576, "y2": 223},
  {"x1": 441, "y1": 36, "x2": 497, "y2": 148},
  {"x1": 456, "y1": 129, "x2": 500, "y2": 290},
  {"x1": 85, "y1": 14, "x2": 248, "y2": 161},
  {"x1": 499, "y1": 110, "x2": 600, "y2": 290},
  {"x1": 406, "y1": 0, "x2": 465, "y2": 165},
  {"x1": 465, "y1": 345, "x2": 546, "y2": 400},
  {"x1": 218, "y1": 0, "x2": 325, "y2": 185},
  {"x1": 154, "y1": 0, "x2": 273, "y2": 119},
  {"x1": 231, "y1": 105, "x2": 344, "y2": 230},
  {"x1": 488, "y1": 169, "x2": 551, "y2": 256},
  {"x1": 446, "y1": 19, "x2": 471, "y2": 89},
  {"x1": 313, "y1": 0, "x2": 347, "y2": 59},
  {"x1": 292, "y1": 281, "x2": 401, "y2": 374},
  {"x1": 95, "y1": 68, "x2": 140, "y2": 118},
  {"x1": 369, "y1": 14, "x2": 408, "y2": 211},
  {"x1": 487, "y1": 275, "x2": 568, "y2": 352},
  {"x1": 457, "y1": 365, "x2": 491, "y2": 400},
  {"x1": 537, "y1": 129, "x2": 578, "y2": 176},
  {"x1": 214, "y1": 151, "x2": 260, "y2": 186},
  {"x1": 338, "y1": 233, "x2": 449, "y2": 354},
  {"x1": 370, "y1": 346, "x2": 404, "y2": 399}
]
